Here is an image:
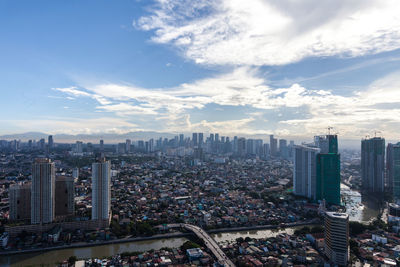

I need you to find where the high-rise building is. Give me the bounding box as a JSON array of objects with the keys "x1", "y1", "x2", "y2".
[
  {"x1": 125, "y1": 139, "x2": 131, "y2": 153},
  {"x1": 99, "y1": 139, "x2": 104, "y2": 151},
  {"x1": 55, "y1": 176, "x2": 75, "y2": 217},
  {"x1": 117, "y1": 143, "x2": 126, "y2": 154},
  {"x1": 314, "y1": 135, "x2": 338, "y2": 154},
  {"x1": 246, "y1": 139, "x2": 255, "y2": 155},
  {"x1": 198, "y1": 133, "x2": 204, "y2": 147},
  {"x1": 279, "y1": 139, "x2": 288, "y2": 159},
  {"x1": 75, "y1": 141, "x2": 83, "y2": 154},
  {"x1": 269, "y1": 135, "x2": 278, "y2": 157},
  {"x1": 315, "y1": 135, "x2": 341, "y2": 205},
  {"x1": 238, "y1": 138, "x2": 246, "y2": 157},
  {"x1": 9, "y1": 183, "x2": 31, "y2": 221},
  {"x1": 39, "y1": 138, "x2": 46, "y2": 151},
  {"x1": 293, "y1": 145, "x2": 320, "y2": 199},
  {"x1": 192, "y1": 133, "x2": 198, "y2": 146},
  {"x1": 48, "y1": 135, "x2": 54, "y2": 149},
  {"x1": 233, "y1": 136, "x2": 238, "y2": 154},
  {"x1": 324, "y1": 212, "x2": 349, "y2": 266},
  {"x1": 387, "y1": 142, "x2": 400, "y2": 200},
  {"x1": 262, "y1": 143, "x2": 270, "y2": 160},
  {"x1": 215, "y1": 133, "x2": 219, "y2": 143},
  {"x1": 361, "y1": 137, "x2": 385, "y2": 193},
  {"x1": 31, "y1": 158, "x2": 55, "y2": 224},
  {"x1": 316, "y1": 153, "x2": 341, "y2": 205},
  {"x1": 92, "y1": 157, "x2": 111, "y2": 220},
  {"x1": 179, "y1": 134, "x2": 184, "y2": 146}
]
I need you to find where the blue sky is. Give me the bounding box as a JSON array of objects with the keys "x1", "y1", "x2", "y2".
[{"x1": 1, "y1": 0, "x2": 400, "y2": 140}]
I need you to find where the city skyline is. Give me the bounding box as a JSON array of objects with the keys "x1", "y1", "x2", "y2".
[{"x1": 1, "y1": 1, "x2": 400, "y2": 139}]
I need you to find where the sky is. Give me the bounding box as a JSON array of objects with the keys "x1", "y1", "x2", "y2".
[{"x1": 1, "y1": 0, "x2": 400, "y2": 141}]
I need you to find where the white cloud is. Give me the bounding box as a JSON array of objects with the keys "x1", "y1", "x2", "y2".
[
  {"x1": 9, "y1": 117, "x2": 139, "y2": 135},
  {"x1": 54, "y1": 68, "x2": 400, "y2": 139},
  {"x1": 136, "y1": 0, "x2": 400, "y2": 65},
  {"x1": 52, "y1": 87, "x2": 92, "y2": 97}
]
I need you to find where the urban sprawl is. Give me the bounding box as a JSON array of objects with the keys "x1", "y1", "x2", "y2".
[{"x1": 0, "y1": 133, "x2": 400, "y2": 266}]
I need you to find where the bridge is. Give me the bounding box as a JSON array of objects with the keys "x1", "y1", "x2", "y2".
[{"x1": 167, "y1": 223, "x2": 236, "y2": 267}]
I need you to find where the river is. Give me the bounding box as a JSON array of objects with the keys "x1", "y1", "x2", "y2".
[
  {"x1": 341, "y1": 183, "x2": 381, "y2": 222},
  {"x1": 1, "y1": 186, "x2": 380, "y2": 267}
]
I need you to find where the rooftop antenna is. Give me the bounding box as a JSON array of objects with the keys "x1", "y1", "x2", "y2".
[
  {"x1": 327, "y1": 126, "x2": 333, "y2": 135},
  {"x1": 374, "y1": 131, "x2": 381, "y2": 138}
]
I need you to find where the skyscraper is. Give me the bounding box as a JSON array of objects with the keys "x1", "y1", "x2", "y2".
[
  {"x1": 75, "y1": 141, "x2": 83, "y2": 153},
  {"x1": 238, "y1": 138, "x2": 246, "y2": 157},
  {"x1": 55, "y1": 176, "x2": 75, "y2": 217},
  {"x1": 293, "y1": 145, "x2": 320, "y2": 199},
  {"x1": 99, "y1": 139, "x2": 104, "y2": 151},
  {"x1": 179, "y1": 134, "x2": 184, "y2": 146},
  {"x1": 387, "y1": 142, "x2": 400, "y2": 199},
  {"x1": 192, "y1": 133, "x2": 198, "y2": 146},
  {"x1": 269, "y1": 135, "x2": 278, "y2": 157},
  {"x1": 316, "y1": 153, "x2": 341, "y2": 205},
  {"x1": 125, "y1": 139, "x2": 131, "y2": 153},
  {"x1": 324, "y1": 212, "x2": 349, "y2": 266},
  {"x1": 92, "y1": 157, "x2": 111, "y2": 220},
  {"x1": 198, "y1": 133, "x2": 204, "y2": 147},
  {"x1": 361, "y1": 137, "x2": 385, "y2": 193},
  {"x1": 279, "y1": 139, "x2": 288, "y2": 159},
  {"x1": 9, "y1": 183, "x2": 31, "y2": 221},
  {"x1": 48, "y1": 135, "x2": 54, "y2": 150},
  {"x1": 315, "y1": 135, "x2": 341, "y2": 205},
  {"x1": 31, "y1": 158, "x2": 55, "y2": 224}
]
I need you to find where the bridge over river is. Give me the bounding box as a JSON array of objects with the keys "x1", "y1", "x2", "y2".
[{"x1": 167, "y1": 223, "x2": 236, "y2": 267}]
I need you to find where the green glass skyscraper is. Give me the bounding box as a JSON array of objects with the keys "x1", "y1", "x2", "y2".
[
  {"x1": 387, "y1": 142, "x2": 400, "y2": 200},
  {"x1": 315, "y1": 135, "x2": 341, "y2": 206},
  {"x1": 316, "y1": 153, "x2": 341, "y2": 205}
]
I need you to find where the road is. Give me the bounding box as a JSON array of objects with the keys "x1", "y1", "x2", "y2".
[{"x1": 168, "y1": 223, "x2": 236, "y2": 267}]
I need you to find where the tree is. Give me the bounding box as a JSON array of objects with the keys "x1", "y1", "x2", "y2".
[
  {"x1": 349, "y1": 221, "x2": 367, "y2": 236},
  {"x1": 68, "y1": 256, "x2": 77, "y2": 266},
  {"x1": 181, "y1": 241, "x2": 200, "y2": 251}
]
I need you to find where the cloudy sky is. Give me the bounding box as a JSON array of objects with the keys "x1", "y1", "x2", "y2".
[{"x1": 1, "y1": 0, "x2": 400, "y2": 140}]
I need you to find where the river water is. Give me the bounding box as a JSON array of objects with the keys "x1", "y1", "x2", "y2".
[
  {"x1": 1, "y1": 186, "x2": 379, "y2": 267},
  {"x1": 341, "y1": 184, "x2": 380, "y2": 222}
]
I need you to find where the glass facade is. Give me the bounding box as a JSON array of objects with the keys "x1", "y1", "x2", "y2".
[{"x1": 316, "y1": 153, "x2": 341, "y2": 205}]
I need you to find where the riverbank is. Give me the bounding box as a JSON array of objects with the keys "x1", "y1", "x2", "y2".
[{"x1": 0, "y1": 220, "x2": 319, "y2": 257}]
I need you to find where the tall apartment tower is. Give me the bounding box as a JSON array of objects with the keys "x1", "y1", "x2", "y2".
[
  {"x1": 293, "y1": 145, "x2": 320, "y2": 199},
  {"x1": 55, "y1": 176, "x2": 75, "y2": 217},
  {"x1": 125, "y1": 139, "x2": 131, "y2": 153},
  {"x1": 324, "y1": 212, "x2": 349, "y2": 266},
  {"x1": 198, "y1": 133, "x2": 204, "y2": 147},
  {"x1": 279, "y1": 139, "x2": 288, "y2": 159},
  {"x1": 92, "y1": 157, "x2": 111, "y2": 220},
  {"x1": 192, "y1": 133, "x2": 198, "y2": 146},
  {"x1": 9, "y1": 183, "x2": 31, "y2": 221},
  {"x1": 361, "y1": 137, "x2": 385, "y2": 193},
  {"x1": 31, "y1": 158, "x2": 55, "y2": 224},
  {"x1": 315, "y1": 135, "x2": 341, "y2": 206},
  {"x1": 269, "y1": 135, "x2": 278, "y2": 157},
  {"x1": 48, "y1": 135, "x2": 54, "y2": 149},
  {"x1": 99, "y1": 139, "x2": 104, "y2": 151},
  {"x1": 387, "y1": 142, "x2": 400, "y2": 200},
  {"x1": 316, "y1": 153, "x2": 341, "y2": 205}
]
